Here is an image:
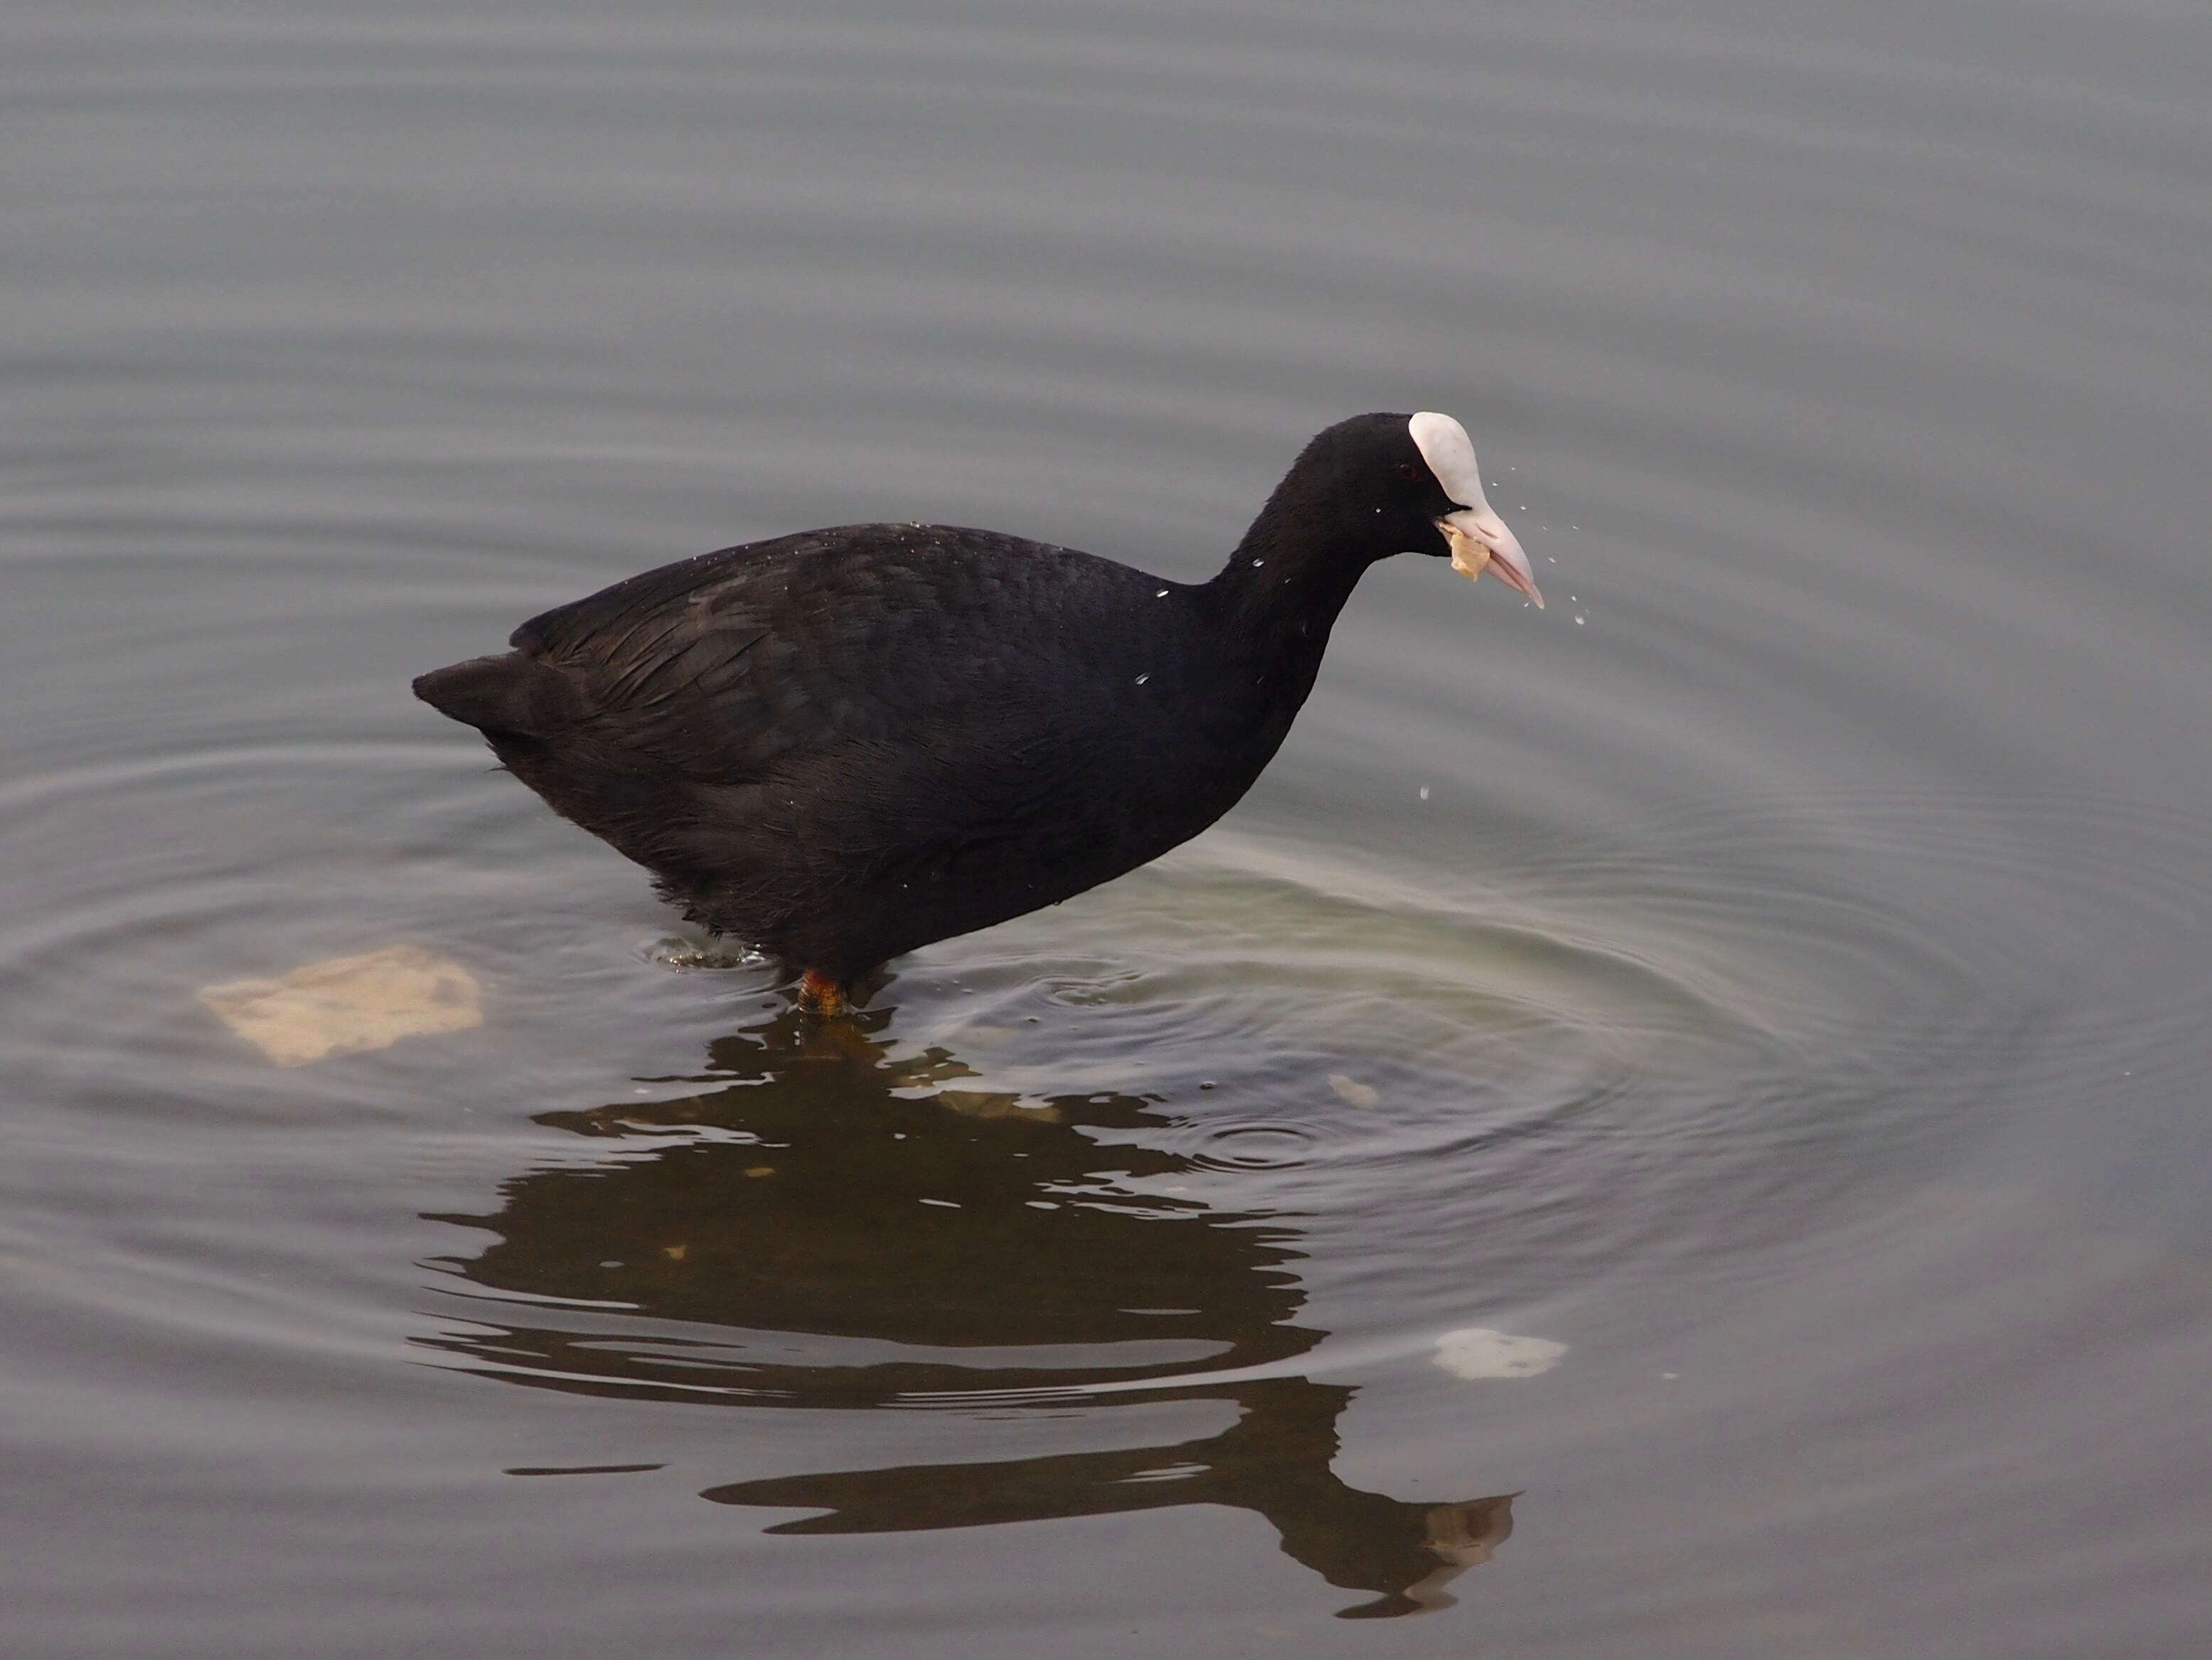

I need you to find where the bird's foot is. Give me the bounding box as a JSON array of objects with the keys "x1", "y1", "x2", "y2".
[{"x1": 797, "y1": 970, "x2": 850, "y2": 1017}]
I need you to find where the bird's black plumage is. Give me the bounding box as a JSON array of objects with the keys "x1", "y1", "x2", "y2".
[{"x1": 414, "y1": 413, "x2": 1531, "y2": 996}]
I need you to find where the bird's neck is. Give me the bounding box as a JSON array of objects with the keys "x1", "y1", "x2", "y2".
[{"x1": 1202, "y1": 496, "x2": 1373, "y2": 682}]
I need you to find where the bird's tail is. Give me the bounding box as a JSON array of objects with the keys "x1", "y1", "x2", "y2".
[{"x1": 412, "y1": 652, "x2": 581, "y2": 738}]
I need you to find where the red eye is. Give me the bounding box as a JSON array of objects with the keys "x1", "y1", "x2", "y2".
[{"x1": 1396, "y1": 463, "x2": 1419, "y2": 481}]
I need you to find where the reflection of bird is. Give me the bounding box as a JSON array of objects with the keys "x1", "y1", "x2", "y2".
[
  {"x1": 422, "y1": 1009, "x2": 1519, "y2": 1617},
  {"x1": 702, "y1": 1380, "x2": 1517, "y2": 1621},
  {"x1": 414, "y1": 413, "x2": 1539, "y2": 1011}
]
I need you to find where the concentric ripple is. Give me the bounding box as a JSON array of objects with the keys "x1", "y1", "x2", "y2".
[
  {"x1": 7, "y1": 0, "x2": 2212, "y2": 1644},
  {"x1": 393, "y1": 772, "x2": 2212, "y2": 1415}
]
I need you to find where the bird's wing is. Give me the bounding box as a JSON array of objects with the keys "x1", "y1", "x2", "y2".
[{"x1": 511, "y1": 525, "x2": 1157, "y2": 792}]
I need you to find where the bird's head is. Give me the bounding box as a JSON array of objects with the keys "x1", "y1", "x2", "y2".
[{"x1": 1306, "y1": 410, "x2": 1544, "y2": 607}]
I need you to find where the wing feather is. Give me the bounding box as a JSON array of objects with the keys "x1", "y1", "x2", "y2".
[{"x1": 513, "y1": 526, "x2": 1172, "y2": 816}]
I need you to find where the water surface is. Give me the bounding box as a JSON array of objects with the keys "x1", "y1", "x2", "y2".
[{"x1": 6, "y1": 2, "x2": 2210, "y2": 1654}]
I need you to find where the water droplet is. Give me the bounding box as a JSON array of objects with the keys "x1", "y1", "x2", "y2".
[
  {"x1": 1418, "y1": 784, "x2": 1431, "y2": 801},
  {"x1": 1134, "y1": 673, "x2": 1149, "y2": 686},
  {"x1": 1155, "y1": 588, "x2": 1168, "y2": 597},
  {"x1": 1251, "y1": 558, "x2": 1264, "y2": 567}
]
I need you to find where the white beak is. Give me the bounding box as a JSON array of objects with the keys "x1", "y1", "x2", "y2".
[{"x1": 1439, "y1": 505, "x2": 1543, "y2": 607}]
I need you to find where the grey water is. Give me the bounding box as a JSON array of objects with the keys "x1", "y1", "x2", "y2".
[{"x1": 6, "y1": 1, "x2": 2210, "y2": 1654}]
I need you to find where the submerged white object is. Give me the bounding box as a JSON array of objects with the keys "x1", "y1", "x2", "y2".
[
  {"x1": 1432, "y1": 1326, "x2": 1568, "y2": 1380},
  {"x1": 201, "y1": 945, "x2": 481, "y2": 1067},
  {"x1": 1327, "y1": 1072, "x2": 1380, "y2": 1109}
]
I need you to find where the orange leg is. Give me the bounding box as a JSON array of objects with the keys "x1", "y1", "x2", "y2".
[{"x1": 797, "y1": 969, "x2": 849, "y2": 1016}]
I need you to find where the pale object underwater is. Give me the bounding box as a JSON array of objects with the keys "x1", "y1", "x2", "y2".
[
  {"x1": 1432, "y1": 1326, "x2": 1569, "y2": 1380},
  {"x1": 200, "y1": 945, "x2": 481, "y2": 1067}
]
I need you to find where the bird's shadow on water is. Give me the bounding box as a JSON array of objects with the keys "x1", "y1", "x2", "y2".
[{"x1": 418, "y1": 998, "x2": 1516, "y2": 1619}]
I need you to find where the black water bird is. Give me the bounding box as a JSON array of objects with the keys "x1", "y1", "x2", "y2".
[{"x1": 414, "y1": 411, "x2": 1541, "y2": 1011}]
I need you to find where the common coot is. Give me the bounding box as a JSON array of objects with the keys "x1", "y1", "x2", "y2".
[{"x1": 415, "y1": 411, "x2": 1541, "y2": 1012}]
